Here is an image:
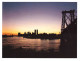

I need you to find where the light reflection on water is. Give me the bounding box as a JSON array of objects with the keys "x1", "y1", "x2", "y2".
[{"x1": 3, "y1": 37, "x2": 61, "y2": 52}]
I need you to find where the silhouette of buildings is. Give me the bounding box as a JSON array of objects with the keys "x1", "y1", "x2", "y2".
[
  {"x1": 27, "y1": 32, "x2": 31, "y2": 35},
  {"x1": 18, "y1": 29, "x2": 59, "y2": 39},
  {"x1": 18, "y1": 32, "x2": 23, "y2": 36},
  {"x1": 24, "y1": 32, "x2": 26, "y2": 34},
  {"x1": 34, "y1": 29, "x2": 38, "y2": 35},
  {"x1": 36, "y1": 29, "x2": 38, "y2": 35}
]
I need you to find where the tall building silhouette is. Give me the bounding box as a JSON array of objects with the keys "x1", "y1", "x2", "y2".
[
  {"x1": 34, "y1": 29, "x2": 36, "y2": 35},
  {"x1": 37, "y1": 29, "x2": 38, "y2": 35},
  {"x1": 34, "y1": 29, "x2": 38, "y2": 35}
]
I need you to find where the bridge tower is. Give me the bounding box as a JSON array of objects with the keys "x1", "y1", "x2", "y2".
[{"x1": 61, "y1": 10, "x2": 75, "y2": 33}]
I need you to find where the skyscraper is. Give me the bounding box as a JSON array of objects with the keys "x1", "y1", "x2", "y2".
[
  {"x1": 34, "y1": 29, "x2": 38, "y2": 35},
  {"x1": 37, "y1": 29, "x2": 38, "y2": 35}
]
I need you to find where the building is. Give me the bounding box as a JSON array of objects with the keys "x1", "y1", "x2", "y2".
[{"x1": 34, "y1": 29, "x2": 38, "y2": 35}]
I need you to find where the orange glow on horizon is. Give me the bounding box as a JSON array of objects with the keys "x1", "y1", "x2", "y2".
[
  {"x1": 2, "y1": 30, "x2": 60, "y2": 35},
  {"x1": 2, "y1": 20, "x2": 61, "y2": 35}
]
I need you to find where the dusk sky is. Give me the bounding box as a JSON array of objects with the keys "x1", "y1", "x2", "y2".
[{"x1": 2, "y1": 2, "x2": 77, "y2": 35}]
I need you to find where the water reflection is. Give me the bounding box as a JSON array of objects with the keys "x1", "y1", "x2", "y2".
[{"x1": 3, "y1": 37, "x2": 61, "y2": 52}]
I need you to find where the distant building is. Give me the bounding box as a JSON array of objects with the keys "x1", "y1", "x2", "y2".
[
  {"x1": 34, "y1": 29, "x2": 36, "y2": 35},
  {"x1": 32, "y1": 32, "x2": 35, "y2": 35},
  {"x1": 36, "y1": 29, "x2": 38, "y2": 35},
  {"x1": 34, "y1": 29, "x2": 38, "y2": 35},
  {"x1": 24, "y1": 32, "x2": 26, "y2": 35},
  {"x1": 27, "y1": 32, "x2": 31, "y2": 35},
  {"x1": 18, "y1": 32, "x2": 22, "y2": 36}
]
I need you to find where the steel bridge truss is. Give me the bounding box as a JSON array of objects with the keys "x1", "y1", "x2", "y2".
[{"x1": 61, "y1": 10, "x2": 75, "y2": 33}]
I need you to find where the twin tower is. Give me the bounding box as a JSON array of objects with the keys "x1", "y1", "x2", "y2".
[{"x1": 34, "y1": 29, "x2": 38, "y2": 35}]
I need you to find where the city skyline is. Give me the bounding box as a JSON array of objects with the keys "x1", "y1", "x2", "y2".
[
  {"x1": 2, "y1": 2, "x2": 77, "y2": 35},
  {"x1": 18, "y1": 29, "x2": 56, "y2": 35}
]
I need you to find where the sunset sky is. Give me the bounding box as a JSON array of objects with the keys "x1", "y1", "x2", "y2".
[{"x1": 2, "y1": 2, "x2": 77, "y2": 35}]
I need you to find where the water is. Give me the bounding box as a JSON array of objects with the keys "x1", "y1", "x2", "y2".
[{"x1": 3, "y1": 36, "x2": 61, "y2": 52}]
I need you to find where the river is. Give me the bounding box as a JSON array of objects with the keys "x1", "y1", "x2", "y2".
[{"x1": 3, "y1": 36, "x2": 61, "y2": 52}]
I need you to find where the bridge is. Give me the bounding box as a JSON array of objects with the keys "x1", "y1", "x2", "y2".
[
  {"x1": 61, "y1": 10, "x2": 77, "y2": 39},
  {"x1": 60, "y1": 10, "x2": 77, "y2": 57},
  {"x1": 60, "y1": 10, "x2": 77, "y2": 58}
]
